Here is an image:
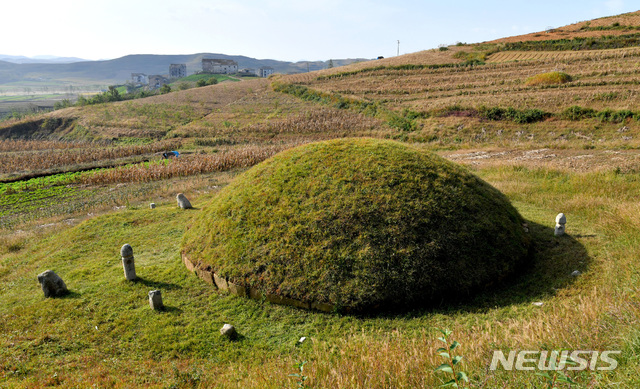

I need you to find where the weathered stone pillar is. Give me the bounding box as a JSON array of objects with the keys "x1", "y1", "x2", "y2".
[
  {"x1": 177, "y1": 193, "x2": 192, "y2": 209},
  {"x1": 37, "y1": 270, "x2": 68, "y2": 298},
  {"x1": 149, "y1": 290, "x2": 164, "y2": 310},
  {"x1": 121, "y1": 244, "x2": 137, "y2": 281},
  {"x1": 554, "y1": 213, "x2": 566, "y2": 236}
]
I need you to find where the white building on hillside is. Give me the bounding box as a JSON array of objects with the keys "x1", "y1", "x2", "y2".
[
  {"x1": 257, "y1": 66, "x2": 274, "y2": 77},
  {"x1": 131, "y1": 73, "x2": 148, "y2": 85},
  {"x1": 202, "y1": 59, "x2": 238, "y2": 74}
]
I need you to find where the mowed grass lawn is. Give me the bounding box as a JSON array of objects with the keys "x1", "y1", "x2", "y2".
[{"x1": 1, "y1": 163, "x2": 640, "y2": 388}]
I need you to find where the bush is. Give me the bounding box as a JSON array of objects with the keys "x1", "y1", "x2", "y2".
[
  {"x1": 524, "y1": 71, "x2": 572, "y2": 86},
  {"x1": 611, "y1": 109, "x2": 633, "y2": 123},
  {"x1": 562, "y1": 106, "x2": 596, "y2": 121},
  {"x1": 511, "y1": 108, "x2": 547, "y2": 124},
  {"x1": 478, "y1": 106, "x2": 548, "y2": 123},
  {"x1": 181, "y1": 139, "x2": 531, "y2": 312},
  {"x1": 482, "y1": 107, "x2": 506, "y2": 121}
]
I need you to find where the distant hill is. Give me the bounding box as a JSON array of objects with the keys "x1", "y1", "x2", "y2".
[
  {"x1": 0, "y1": 53, "x2": 370, "y2": 86},
  {"x1": 0, "y1": 55, "x2": 91, "y2": 64}
]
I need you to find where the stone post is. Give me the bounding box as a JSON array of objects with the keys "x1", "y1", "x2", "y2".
[
  {"x1": 149, "y1": 203, "x2": 156, "y2": 209},
  {"x1": 121, "y1": 244, "x2": 137, "y2": 281},
  {"x1": 149, "y1": 290, "x2": 164, "y2": 310},
  {"x1": 177, "y1": 193, "x2": 192, "y2": 209},
  {"x1": 554, "y1": 213, "x2": 566, "y2": 236},
  {"x1": 37, "y1": 270, "x2": 68, "y2": 298}
]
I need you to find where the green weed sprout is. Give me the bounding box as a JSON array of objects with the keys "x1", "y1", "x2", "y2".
[
  {"x1": 535, "y1": 350, "x2": 578, "y2": 388},
  {"x1": 434, "y1": 328, "x2": 469, "y2": 388},
  {"x1": 289, "y1": 360, "x2": 310, "y2": 389}
]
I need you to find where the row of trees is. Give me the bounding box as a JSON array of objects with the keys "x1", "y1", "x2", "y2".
[{"x1": 53, "y1": 76, "x2": 220, "y2": 110}]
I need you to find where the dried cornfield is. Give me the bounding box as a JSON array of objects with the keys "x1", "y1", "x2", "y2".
[
  {"x1": 78, "y1": 144, "x2": 298, "y2": 186},
  {"x1": 0, "y1": 139, "x2": 91, "y2": 152},
  {"x1": 0, "y1": 140, "x2": 182, "y2": 174}
]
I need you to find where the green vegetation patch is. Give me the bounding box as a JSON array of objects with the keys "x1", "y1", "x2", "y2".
[
  {"x1": 499, "y1": 32, "x2": 640, "y2": 51},
  {"x1": 525, "y1": 71, "x2": 572, "y2": 87},
  {"x1": 182, "y1": 138, "x2": 531, "y2": 312},
  {"x1": 316, "y1": 61, "x2": 485, "y2": 81}
]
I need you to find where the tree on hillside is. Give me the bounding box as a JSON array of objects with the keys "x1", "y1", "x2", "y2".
[
  {"x1": 108, "y1": 86, "x2": 120, "y2": 100},
  {"x1": 160, "y1": 84, "x2": 171, "y2": 94}
]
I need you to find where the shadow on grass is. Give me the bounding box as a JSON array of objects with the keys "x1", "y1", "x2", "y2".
[
  {"x1": 58, "y1": 291, "x2": 82, "y2": 299},
  {"x1": 155, "y1": 305, "x2": 183, "y2": 315},
  {"x1": 132, "y1": 276, "x2": 182, "y2": 291},
  {"x1": 370, "y1": 220, "x2": 593, "y2": 318}
]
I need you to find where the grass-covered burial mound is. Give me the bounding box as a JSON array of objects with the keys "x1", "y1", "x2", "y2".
[{"x1": 181, "y1": 138, "x2": 531, "y2": 312}]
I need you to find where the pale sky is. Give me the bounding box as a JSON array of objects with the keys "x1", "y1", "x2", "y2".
[{"x1": 3, "y1": 0, "x2": 637, "y2": 62}]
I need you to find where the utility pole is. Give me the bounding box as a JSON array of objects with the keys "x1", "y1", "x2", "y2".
[{"x1": 397, "y1": 40, "x2": 400, "y2": 56}]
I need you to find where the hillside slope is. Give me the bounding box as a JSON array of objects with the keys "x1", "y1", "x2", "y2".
[
  {"x1": 491, "y1": 10, "x2": 640, "y2": 43},
  {"x1": 3, "y1": 10, "x2": 640, "y2": 149}
]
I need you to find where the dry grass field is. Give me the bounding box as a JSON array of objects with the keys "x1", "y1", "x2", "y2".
[
  {"x1": 1, "y1": 10, "x2": 640, "y2": 389},
  {"x1": 491, "y1": 10, "x2": 640, "y2": 43}
]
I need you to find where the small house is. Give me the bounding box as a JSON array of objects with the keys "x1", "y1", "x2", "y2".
[
  {"x1": 202, "y1": 59, "x2": 238, "y2": 74},
  {"x1": 257, "y1": 66, "x2": 274, "y2": 78},
  {"x1": 148, "y1": 75, "x2": 169, "y2": 89},
  {"x1": 131, "y1": 73, "x2": 148, "y2": 85},
  {"x1": 169, "y1": 64, "x2": 187, "y2": 79}
]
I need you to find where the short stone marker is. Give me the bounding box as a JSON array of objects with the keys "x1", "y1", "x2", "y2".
[
  {"x1": 554, "y1": 213, "x2": 566, "y2": 236},
  {"x1": 121, "y1": 244, "x2": 137, "y2": 281},
  {"x1": 37, "y1": 270, "x2": 68, "y2": 298},
  {"x1": 571, "y1": 270, "x2": 581, "y2": 277},
  {"x1": 149, "y1": 290, "x2": 164, "y2": 311},
  {"x1": 176, "y1": 193, "x2": 192, "y2": 209},
  {"x1": 149, "y1": 203, "x2": 156, "y2": 209},
  {"x1": 220, "y1": 323, "x2": 238, "y2": 340}
]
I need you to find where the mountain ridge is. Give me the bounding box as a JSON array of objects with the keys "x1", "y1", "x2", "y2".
[{"x1": 0, "y1": 53, "x2": 370, "y2": 86}]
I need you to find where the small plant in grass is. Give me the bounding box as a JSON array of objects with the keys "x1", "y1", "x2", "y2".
[
  {"x1": 434, "y1": 328, "x2": 469, "y2": 388},
  {"x1": 289, "y1": 360, "x2": 310, "y2": 388},
  {"x1": 535, "y1": 351, "x2": 578, "y2": 388},
  {"x1": 167, "y1": 365, "x2": 203, "y2": 389}
]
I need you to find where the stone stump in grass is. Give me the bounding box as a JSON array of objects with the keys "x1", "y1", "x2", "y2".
[
  {"x1": 149, "y1": 290, "x2": 164, "y2": 310},
  {"x1": 37, "y1": 270, "x2": 68, "y2": 298},
  {"x1": 121, "y1": 244, "x2": 137, "y2": 281},
  {"x1": 555, "y1": 213, "x2": 566, "y2": 237},
  {"x1": 177, "y1": 193, "x2": 192, "y2": 209},
  {"x1": 220, "y1": 324, "x2": 238, "y2": 340}
]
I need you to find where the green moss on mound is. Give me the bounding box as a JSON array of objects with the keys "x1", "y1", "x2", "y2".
[{"x1": 182, "y1": 138, "x2": 531, "y2": 311}]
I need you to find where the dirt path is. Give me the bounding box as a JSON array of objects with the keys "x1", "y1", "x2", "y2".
[{"x1": 441, "y1": 147, "x2": 640, "y2": 173}]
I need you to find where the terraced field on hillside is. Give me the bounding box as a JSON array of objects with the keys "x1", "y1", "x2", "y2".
[{"x1": 487, "y1": 47, "x2": 640, "y2": 62}]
